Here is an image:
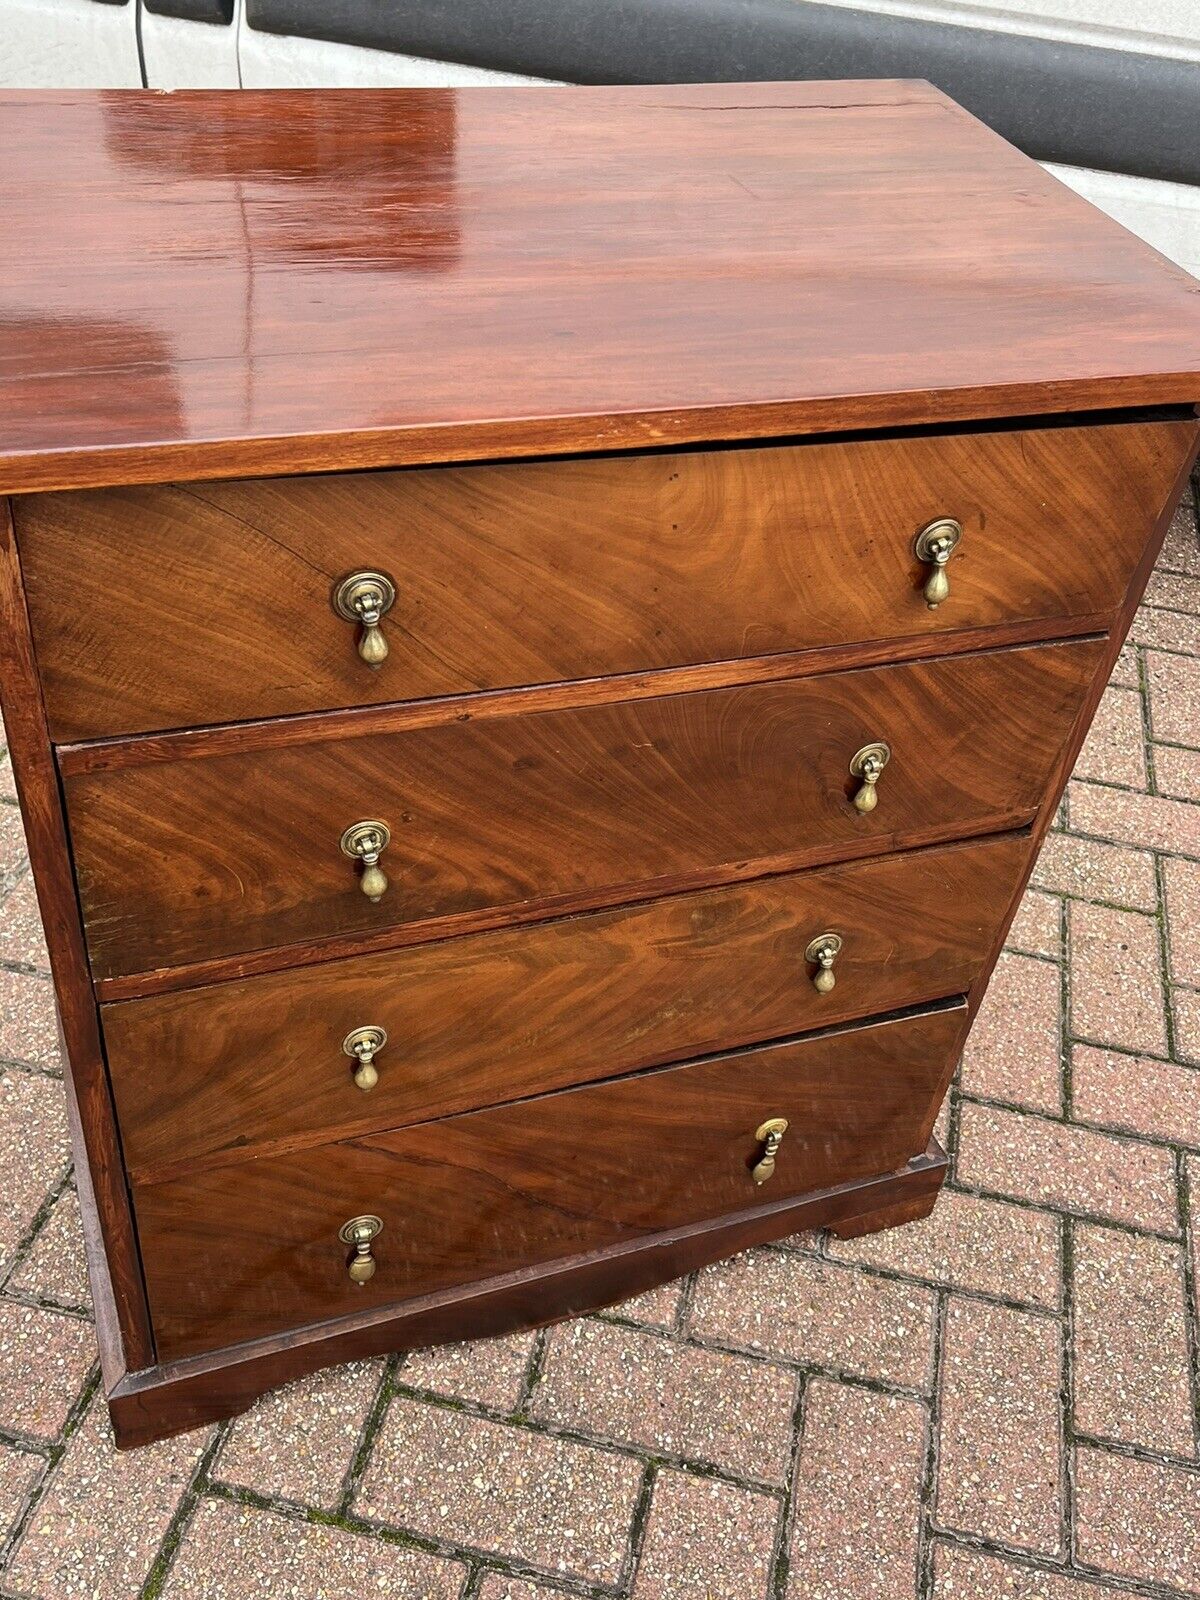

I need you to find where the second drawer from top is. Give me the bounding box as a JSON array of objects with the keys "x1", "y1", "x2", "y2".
[
  {"x1": 67, "y1": 636, "x2": 1101, "y2": 982},
  {"x1": 18, "y1": 416, "x2": 1189, "y2": 741}
]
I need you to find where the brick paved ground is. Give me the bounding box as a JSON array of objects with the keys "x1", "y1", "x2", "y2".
[{"x1": 1, "y1": 474, "x2": 1199, "y2": 1599}]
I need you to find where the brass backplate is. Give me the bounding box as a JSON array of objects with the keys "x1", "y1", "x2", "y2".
[
  {"x1": 913, "y1": 517, "x2": 963, "y2": 564},
  {"x1": 755, "y1": 1117, "x2": 789, "y2": 1142},
  {"x1": 804, "y1": 933, "x2": 843, "y2": 965},
  {"x1": 849, "y1": 741, "x2": 891, "y2": 778},
  {"x1": 332, "y1": 570, "x2": 396, "y2": 624},
  {"x1": 339, "y1": 1213, "x2": 383, "y2": 1247},
  {"x1": 339, "y1": 820, "x2": 391, "y2": 860}
]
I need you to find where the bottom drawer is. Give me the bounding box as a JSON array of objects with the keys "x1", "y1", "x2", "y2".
[{"x1": 136, "y1": 1000, "x2": 967, "y2": 1359}]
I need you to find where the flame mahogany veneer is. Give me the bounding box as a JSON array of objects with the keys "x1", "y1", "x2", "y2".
[{"x1": 0, "y1": 83, "x2": 1198, "y2": 1446}]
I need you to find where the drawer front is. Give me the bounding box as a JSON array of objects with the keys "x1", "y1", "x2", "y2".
[
  {"x1": 20, "y1": 419, "x2": 1188, "y2": 741},
  {"x1": 135, "y1": 1000, "x2": 967, "y2": 1359},
  {"x1": 104, "y1": 832, "x2": 1028, "y2": 1183},
  {"x1": 68, "y1": 638, "x2": 1101, "y2": 981}
]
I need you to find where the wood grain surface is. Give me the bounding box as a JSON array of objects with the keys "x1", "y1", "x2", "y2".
[
  {"x1": 0, "y1": 508, "x2": 155, "y2": 1367},
  {"x1": 108, "y1": 1142, "x2": 947, "y2": 1447},
  {"x1": 7, "y1": 76, "x2": 1199, "y2": 1449},
  {"x1": 66, "y1": 638, "x2": 1102, "y2": 982},
  {"x1": 103, "y1": 831, "x2": 1027, "y2": 1183},
  {"x1": 2, "y1": 84, "x2": 1199, "y2": 495},
  {"x1": 953, "y1": 426, "x2": 1200, "y2": 1083},
  {"x1": 55, "y1": 611, "x2": 1110, "y2": 784},
  {"x1": 17, "y1": 418, "x2": 1190, "y2": 741},
  {"x1": 134, "y1": 1000, "x2": 967, "y2": 1359}
]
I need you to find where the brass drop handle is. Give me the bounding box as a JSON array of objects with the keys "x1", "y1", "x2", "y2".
[
  {"x1": 914, "y1": 518, "x2": 963, "y2": 609},
  {"x1": 805, "y1": 932, "x2": 843, "y2": 994},
  {"x1": 333, "y1": 570, "x2": 397, "y2": 666},
  {"x1": 339, "y1": 1214, "x2": 383, "y2": 1283},
  {"x1": 752, "y1": 1118, "x2": 788, "y2": 1185},
  {"x1": 849, "y1": 741, "x2": 891, "y2": 814},
  {"x1": 340, "y1": 820, "x2": 391, "y2": 902},
  {"x1": 343, "y1": 1025, "x2": 387, "y2": 1092}
]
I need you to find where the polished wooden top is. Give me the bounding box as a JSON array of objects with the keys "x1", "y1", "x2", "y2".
[{"x1": 2, "y1": 81, "x2": 1198, "y2": 494}]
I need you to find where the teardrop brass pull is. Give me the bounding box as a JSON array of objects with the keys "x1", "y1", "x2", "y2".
[
  {"x1": 339, "y1": 1214, "x2": 383, "y2": 1283},
  {"x1": 333, "y1": 571, "x2": 397, "y2": 666},
  {"x1": 343, "y1": 1025, "x2": 387, "y2": 1092},
  {"x1": 752, "y1": 1118, "x2": 788, "y2": 1185},
  {"x1": 340, "y1": 820, "x2": 391, "y2": 901},
  {"x1": 849, "y1": 741, "x2": 891, "y2": 813},
  {"x1": 914, "y1": 519, "x2": 963, "y2": 609},
  {"x1": 805, "y1": 932, "x2": 843, "y2": 994}
]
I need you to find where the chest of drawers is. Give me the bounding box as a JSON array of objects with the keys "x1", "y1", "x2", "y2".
[{"x1": 2, "y1": 83, "x2": 1199, "y2": 1447}]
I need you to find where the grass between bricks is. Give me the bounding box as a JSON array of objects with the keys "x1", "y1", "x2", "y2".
[{"x1": 916, "y1": 1290, "x2": 949, "y2": 1596}]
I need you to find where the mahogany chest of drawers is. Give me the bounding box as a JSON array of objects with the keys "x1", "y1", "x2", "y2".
[{"x1": 2, "y1": 83, "x2": 1199, "y2": 1447}]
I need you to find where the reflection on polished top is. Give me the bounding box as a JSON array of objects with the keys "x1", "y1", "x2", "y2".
[{"x1": 1, "y1": 81, "x2": 1199, "y2": 494}]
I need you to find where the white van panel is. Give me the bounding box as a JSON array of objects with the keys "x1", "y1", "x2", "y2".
[{"x1": 2, "y1": 0, "x2": 140, "y2": 86}]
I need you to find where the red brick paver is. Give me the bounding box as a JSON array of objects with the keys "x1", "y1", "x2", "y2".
[
  {"x1": 0, "y1": 1298, "x2": 94, "y2": 1443},
  {"x1": 1072, "y1": 1043, "x2": 1200, "y2": 1147},
  {"x1": 1128, "y1": 599, "x2": 1200, "y2": 654},
  {"x1": 476, "y1": 1579, "x2": 564, "y2": 1599},
  {"x1": 956, "y1": 1101, "x2": 1179, "y2": 1232},
  {"x1": 5, "y1": 1394, "x2": 208, "y2": 1597},
  {"x1": 931, "y1": 1543, "x2": 1122, "y2": 1597},
  {"x1": 8, "y1": 1183, "x2": 91, "y2": 1310},
  {"x1": 826, "y1": 1187, "x2": 1062, "y2": 1309},
  {"x1": 356, "y1": 1399, "x2": 645, "y2": 1584},
  {"x1": 1165, "y1": 853, "x2": 1200, "y2": 983},
  {"x1": 1110, "y1": 641, "x2": 1141, "y2": 687},
  {"x1": 1069, "y1": 779, "x2": 1200, "y2": 858},
  {"x1": 533, "y1": 1319, "x2": 797, "y2": 1483},
  {"x1": 1161, "y1": 498, "x2": 1200, "y2": 575},
  {"x1": 0, "y1": 1443, "x2": 42, "y2": 1549},
  {"x1": 1007, "y1": 888, "x2": 1063, "y2": 959},
  {"x1": 1071, "y1": 1222, "x2": 1193, "y2": 1455},
  {"x1": 1032, "y1": 830, "x2": 1159, "y2": 912},
  {"x1": 215, "y1": 1360, "x2": 387, "y2": 1511},
  {"x1": 633, "y1": 1470, "x2": 778, "y2": 1598},
  {"x1": 1147, "y1": 648, "x2": 1200, "y2": 747},
  {"x1": 1069, "y1": 901, "x2": 1168, "y2": 1057},
  {"x1": 1157, "y1": 560, "x2": 1200, "y2": 614},
  {"x1": 476, "y1": 1580, "x2": 563, "y2": 1600},
  {"x1": 402, "y1": 1331, "x2": 538, "y2": 1412},
  {"x1": 1156, "y1": 741, "x2": 1200, "y2": 800},
  {"x1": 1075, "y1": 1446, "x2": 1200, "y2": 1590},
  {"x1": 0, "y1": 473, "x2": 1197, "y2": 1599},
  {"x1": 0, "y1": 806, "x2": 26, "y2": 888},
  {"x1": 0, "y1": 972, "x2": 61, "y2": 1071},
  {"x1": 1074, "y1": 685, "x2": 1149, "y2": 788},
  {"x1": 1171, "y1": 984, "x2": 1200, "y2": 1063},
  {"x1": 161, "y1": 1497, "x2": 464, "y2": 1598},
  {"x1": 0, "y1": 874, "x2": 49, "y2": 971},
  {"x1": 0, "y1": 1067, "x2": 69, "y2": 1262},
  {"x1": 787, "y1": 1380, "x2": 925, "y2": 1600},
  {"x1": 936, "y1": 1297, "x2": 1063, "y2": 1553},
  {"x1": 606, "y1": 1278, "x2": 686, "y2": 1330},
  {"x1": 690, "y1": 1248, "x2": 937, "y2": 1392},
  {"x1": 959, "y1": 950, "x2": 1063, "y2": 1112}
]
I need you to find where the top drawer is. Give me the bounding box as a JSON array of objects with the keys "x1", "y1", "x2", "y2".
[{"x1": 15, "y1": 418, "x2": 1192, "y2": 742}]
